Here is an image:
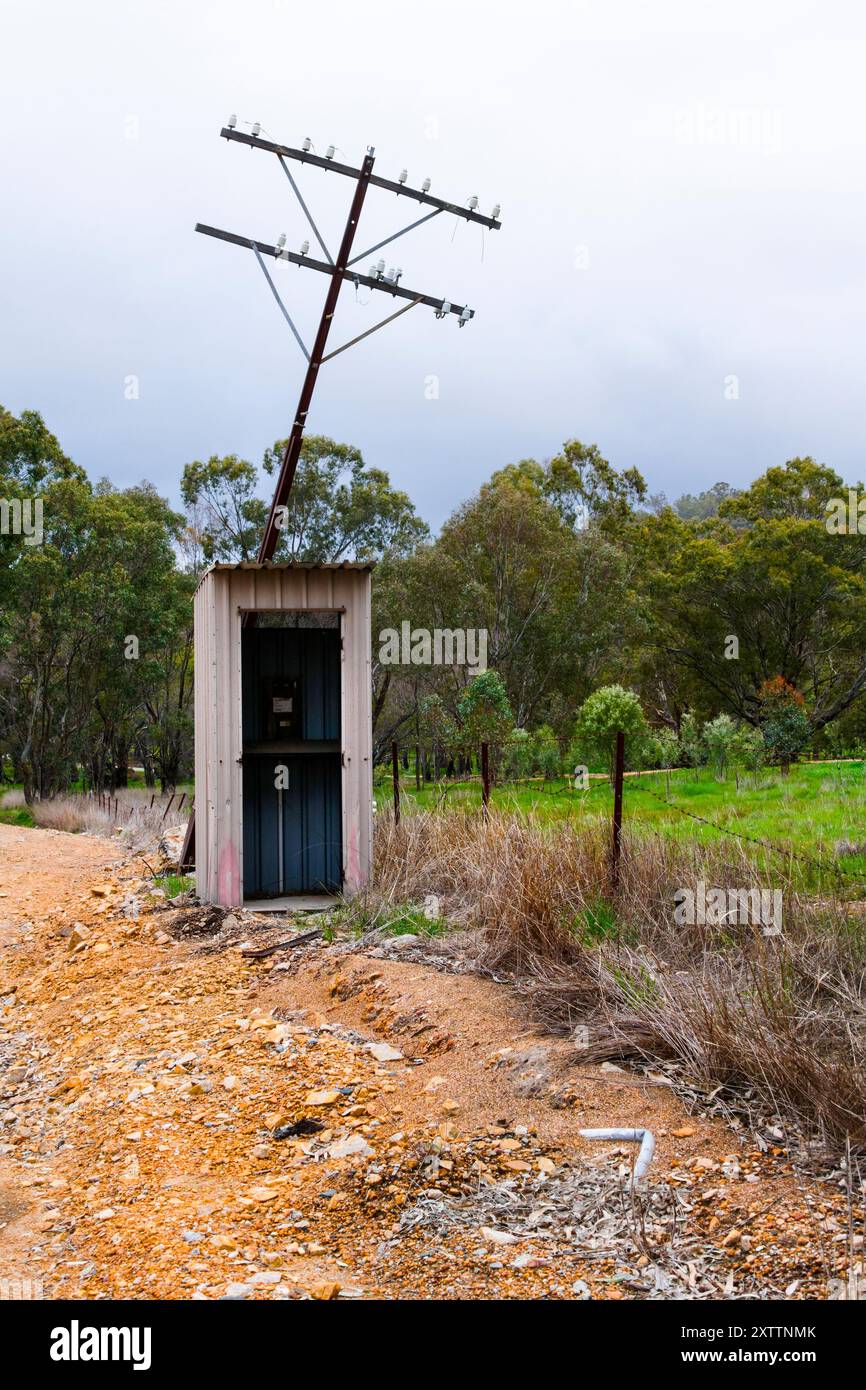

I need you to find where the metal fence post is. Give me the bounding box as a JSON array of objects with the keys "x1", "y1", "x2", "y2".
[
  {"x1": 481, "y1": 742, "x2": 490, "y2": 820},
  {"x1": 611, "y1": 729, "x2": 625, "y2": 889},
  {"x1": 391, "y1": 741, "x2": 401, "y2": 825}
]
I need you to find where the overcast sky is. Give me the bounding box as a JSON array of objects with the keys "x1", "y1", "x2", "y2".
[{"x1": 3, "y1": 0, "x2": 865, "y2": 528}]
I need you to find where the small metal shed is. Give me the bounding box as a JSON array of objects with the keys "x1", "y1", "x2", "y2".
[{"x1": 193, "y1": 561, "x2": 373, "y2": 907}]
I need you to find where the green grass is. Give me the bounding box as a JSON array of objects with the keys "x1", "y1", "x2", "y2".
[
  {"x1": 379, "y1": 761, "x2": 866, "y2": 891},
  {"x1": 0, "y1": 806, "x2": 35, "y2": 827},
  {"x1": 336, "y1": 900, "x2": 446, "y2": 939},
  {"x1": 154, "y1": 873, "x2": 194, "y2": 898},
  {"x1": 571, "y1": 897, "x2": 624, "y2": 944},
  {"x1": 381, "y1": 907, "x2": 445, "y2": 938}
]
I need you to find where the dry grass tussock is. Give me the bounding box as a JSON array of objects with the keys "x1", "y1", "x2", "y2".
[
  {"x1": 0, "y1": 787, "x2": 189, "y2": 851},
  {"x1": 359, "y1": 808, "x2": 866, "y2": 1157}
]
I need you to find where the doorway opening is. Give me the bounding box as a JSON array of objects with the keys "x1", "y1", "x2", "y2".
[{"x1": 241, "y1": 611, "x2": 342, "y2": 900}]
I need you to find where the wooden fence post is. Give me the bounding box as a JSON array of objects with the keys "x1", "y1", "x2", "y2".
[
  {"x1": 391, "y1": 742, "x2": 401, "y2": 825},
  {"x1": 481, "y1": 742, "x2": 490, "y2": 820},
  {"x1": 611, "y1": 729, "x2": 625, "y2": 889}
]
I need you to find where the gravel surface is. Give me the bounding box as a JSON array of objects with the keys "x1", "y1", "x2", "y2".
[{"x1": 0, "y1": 823, "x2": 862, "y2": 1300}]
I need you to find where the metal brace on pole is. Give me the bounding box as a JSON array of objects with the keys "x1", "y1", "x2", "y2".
[
  {"x1": 321, "y1": 297, "x2": 422, "y2": 364},
  {"x1": 277, "y1": 154, "x2": 334, "y2": 264},
  {"x1": 250, "y1": 244, "x2": 310, "y2": 360}
]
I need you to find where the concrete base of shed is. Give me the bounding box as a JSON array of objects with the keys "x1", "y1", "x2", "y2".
[{"x1": 245, "y1": 894, "x2": 337, "y2": 913}]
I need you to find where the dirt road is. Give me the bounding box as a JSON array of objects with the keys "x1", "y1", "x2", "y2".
[{"x1": 0, "y1": 823, "x2": 856, "y2": 1299}]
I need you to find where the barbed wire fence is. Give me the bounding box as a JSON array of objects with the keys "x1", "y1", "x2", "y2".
[
  {"x1": 69, "y1": 789, "x2": 194, "y2": 827},
  {"x1": 624, "y1": 776, "x2": 866, "y2": 893},
  {"x1": 378, "y1": 737, "x2": 866, "y2": 896}
]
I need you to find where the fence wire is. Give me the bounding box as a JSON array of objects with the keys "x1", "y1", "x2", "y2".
[
  {"x1": 622, "y1": 775, "x2": 866, "y2": 891},
  {"x1": 382, "y1": 749, "x2": 866, "y2": 893}
]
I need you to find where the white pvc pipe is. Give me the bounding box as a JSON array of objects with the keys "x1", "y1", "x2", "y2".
[{"x1": 579, "y1": 1127, "x2": 656, "y2": 1184}]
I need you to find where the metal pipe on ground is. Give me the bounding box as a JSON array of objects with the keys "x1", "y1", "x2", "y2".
[{"x1": 579, "y1": 1127, "x2": 656, "y2": 1185}]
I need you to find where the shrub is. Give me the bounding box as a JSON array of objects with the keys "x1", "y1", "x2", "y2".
[
  {"x1": 733, "y1": 724, "x2": 766, "y2": 773},
  {"x1": 530, "y1": 724, "x2": 561, "y2": 779},
  {"x1": 503, "y1": 725, "x2": 562, "y2": 780},
  {"x1": 503, "y1": 728, "x2": 532, "y2": 779},
  {"x1": 418, "y1": 693, "x2": 458, "y2": 753},
  {"x1": 678, "y1": 711, "x2": 705, "y2": 768},
  {"x1": 637, "y1": 727, "x2": 680, "y2": 771},
  {"x1": 571, "y1": 684, "x2": 646, "y2": 780},
  {"x1": 457, "y1": 671, "x2": 513, "y2": 751},
  {"x1": 757, "y1": 677, "x2": 811, "y2": 772},
  {"x1": 701, "y1": 713, "x2": 740, "y2": 779}
]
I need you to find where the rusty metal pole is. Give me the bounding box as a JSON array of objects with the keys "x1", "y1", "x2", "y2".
[
  {"x1": 256, "y1": 151, "x2": 376, "y2": 564},
  {"x1": 186, "y1": 131, "x2": 500, "y2": 881},
  {"x1": 611, "y1": 729, "x2": 625, "y2": 890},
  {"x1": 181, "y1": 151, "x2": 377, "y2": 876},
  {"x1": 481, "y1": 742, "x2": 490, "y2": 821},
  {"x1": 391, "y1": 742, "x2": 401, "y2": 825}
]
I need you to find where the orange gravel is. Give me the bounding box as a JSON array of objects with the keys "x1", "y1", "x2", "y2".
[{"x1": 0, "y1": 823, "x2": 860, "y2": 1300}]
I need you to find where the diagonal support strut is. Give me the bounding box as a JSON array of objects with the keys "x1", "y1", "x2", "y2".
[
  {"x1": 277, "y1": 154, "x2": 333, "y2": 265},
  {"x1": 347, "y1": 208, "x2": 443, "y2": 268},
  {"x1": 250, "y1": 244, "x2": 310, "y2": 360},
  {"x1": 320, "y1": 297, "x2": 423, "y2": 363}
]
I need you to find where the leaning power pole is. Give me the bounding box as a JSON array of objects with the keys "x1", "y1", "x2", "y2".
[{"x1": 179, "y1": 118, "x2": 502, "y2": 870}]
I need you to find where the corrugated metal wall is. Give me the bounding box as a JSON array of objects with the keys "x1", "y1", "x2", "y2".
[
  {"x1": 242, "y1": 754, "x2": 342, "y2": 896},
  {"x1": 193, "y1": 564, "x2": 373, "y2": 906}
]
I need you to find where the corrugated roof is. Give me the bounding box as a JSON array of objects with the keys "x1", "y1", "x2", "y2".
[
  {"x1": 193, "y1": 558, "x2": 375, "y2": 597},
  {"x1": 207, "y1": 560, "x2": 376, "y2": 572}
]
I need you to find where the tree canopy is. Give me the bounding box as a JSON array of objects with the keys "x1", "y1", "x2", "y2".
[{"x1": 5, "y1": 403, "x2": 866, "y2": 796}]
